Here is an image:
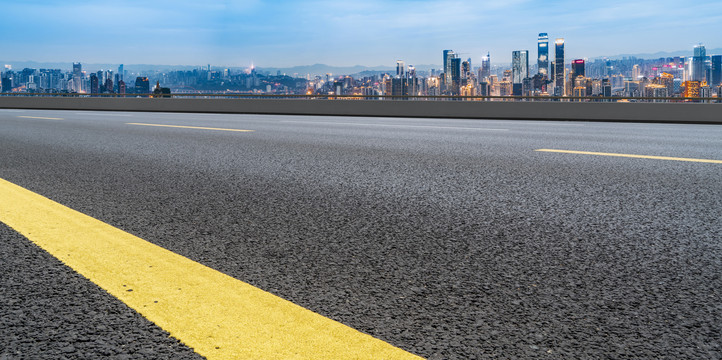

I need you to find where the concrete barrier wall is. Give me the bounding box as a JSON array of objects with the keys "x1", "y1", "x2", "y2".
[{"x1": 0, "y1": 97, "x2": 720, "y2": 123}]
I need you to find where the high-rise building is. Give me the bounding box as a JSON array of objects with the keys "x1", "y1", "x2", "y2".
[
  {"x1": 1, "y1": 77, "x2": 11, "y2": 93},
  {"x1": 396, "y1": 60, "x2": 405, "y2": 78},
  {"x1": 571, "y1": 59, "x2": 585, "y2": 78},
  {"x1": 538, "y1": 33, "x2": 549, "y2": 76},
  {"x1": 682, "y1": 80, "x2": 701, "y2": 98},
  {"x1": 632, "y1": 64, "x2": 642, "y2": 80},
  {"x1": 711, "y1": 55, "x2": 722, "y2": 87},
  {"x1": 443, "y1": 50, "x2": 455, "y2": 91},
  {"x1": 554, "y1": 38, "x2": 565, "y2": 96},
  {"x1": 114, "y1": 73, "x2": 120, "y2": 92},
  {"x1": 407, "y1": 65, "x2": 417, "y2": 95},
  {"x1": 480, "y1": 53, "x2": 491, "y2": 80},
  {"x1": 90, "y1": 73, "x2": 99, "y2": 94},
  {"x1": 692, "y1": 44, "x2": 707, "y2": 82},
  {"x1": 450, "y1": 57, "x2": 461, "y2": 95},
  {"x1": 105, "y1": 78, "x2": 113, "y2": 93},
  {"x1": 118, "y1": 64, "x2": 124, "y2": 81},
  {"x1": 135, "y1": 77, "x2": 150, "y2": 94},
  {"x1": 461, "y1": 60, "x2": 471, "y2": 79},
  {"x1": 72, "y1": 62, "x2": 82, "y2": 93},
  {"x1": 512, "y1": 50, "x2": 529, "y2": 96}
]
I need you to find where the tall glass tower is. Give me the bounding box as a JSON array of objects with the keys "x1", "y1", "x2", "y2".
[
  {"x1": 480, "y1": 53, "x2": 491, "y2": 80},
  {"x1": 538, "y1": 33, "x2": 549, "y2": 76},
  {"x1": 443, "y1": 50, "x2": 455, "y2": 91},
  {"x1": 72, "y1": 62, "x2": 82, "y2": 93},
  {"x1": 450, "y1": 57, "x2": 461, "y2": 95},
  {"x1": 554, "y1": 39, "x2": 565, "y2": 96},
  {"x1": 711, "y1": 55, "x2": 722, "y2": 87},
  {"x1": 692, "y1": 44, "x2": 707, "y2": 82},
  {"x1": 571, "y1": 59, "x2": 585, "y2": 78},
  {"x1": 512, "y1": 50, "x2": 529, "y2": 96},
  {"x1": 396, "y1": 60, "x2": 405, "y2": 78}
]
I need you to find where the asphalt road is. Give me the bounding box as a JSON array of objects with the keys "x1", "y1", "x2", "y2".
[{"x1": 1, "y1": 109, "x2": 721, "y2": 359}]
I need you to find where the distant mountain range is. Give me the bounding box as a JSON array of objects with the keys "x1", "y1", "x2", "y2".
[
  {"x1": 2, "y1": 48, "x2": 721, "y2": 75},
  {"x1": 0, "y1": 61, "x2": 202, "y2": 73},
  {"x1": 259, "y1": 63, "x2": 444, "y2": 77},
  {"x1": 595, "y1": 48, "x2": 722, "y2": 60}
]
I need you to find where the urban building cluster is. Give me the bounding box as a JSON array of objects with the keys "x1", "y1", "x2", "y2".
[
  {"x1": 2, "y1": 35, "x2": 721, "y2": 100},
  {"x1": 0, "y1": 64, "x2": 305, "y2": 96},
  {"x1": 375, "y1": 37, "x2": 721, "y2": 100}
]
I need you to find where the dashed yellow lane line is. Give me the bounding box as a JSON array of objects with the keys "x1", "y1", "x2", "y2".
[
  {"x1": 17, "y1": 115, "x2": 64, "y2": 120},
  {"x1": 127, "y1": 122, "x2": 254, "y2": 132},
  {"x1": 535, "y1": 149, "x2": 722, "y2": 164},
  {"x1": 0, "y1": 178, "x2": 421, "y2": 360}
]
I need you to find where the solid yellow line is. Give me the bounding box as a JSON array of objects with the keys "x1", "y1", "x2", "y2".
[
  {"x1": 18, "y1": 115, "x2": 64, "y2": 120},
  {"x1": 535, "y1": 149, "x2": 722, "y2": 164},
  {"x1": 127, "y1": 122, "x2": 254, "y2": 132},
  {"x1": 0, "y1": 178, "x2": 421, "y2": 360}
]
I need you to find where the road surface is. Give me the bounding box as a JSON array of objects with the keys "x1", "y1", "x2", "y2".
[{"x1": 1, "y1": 109, "x2": 720, "y2": 359}]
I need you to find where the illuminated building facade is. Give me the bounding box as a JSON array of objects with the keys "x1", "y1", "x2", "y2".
[
  {"x1": 645, "y1": 83, "x2": 668, "y2": 100},
  {"x1": 461, "y1": 59, "x2": 471, "y2": 79},
  {"x1": 554, "y1": 38, "x2": 565, "y2": 96},
  {"x1": 135, "y1": 76, "x2": 150, "y2": 94},
  {"x1": 538, "y1": 33, "x2": 549, "y2": 76},
  {"x1": 682, "y1": 80, "x2": 701, "y2": 98},
  {"x1": 571, "y1": 59, "x2": 585, "y2": 78}
]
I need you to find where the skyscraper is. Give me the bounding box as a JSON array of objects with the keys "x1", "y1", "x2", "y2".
[
  {"x1": 480, "y1": 53, "x2": 491, "y2": 80},
  {"x1": 692, "y1": 44, "x2": 707, "y2": 82},
  {"x1": 396, "y1": 60, "x2": 405, "y2": 78},
  {"x1": 450, "y1": 57, "x2": 461, "y2": 95},
  {"x1": 538, "y1": 33, "x2": 549, "y2": 76},
  {"x1": 135, "y1": 77, "x2": 150, "y2": 95},
  {"x1": 710, "y1": 55, "x2": 721, "y2": 87},
  {"x1": 554, "y1": 39, "x2": 565, "y2": 96},
  {"x1": 407, "y1": 65, "x2": 417, "y2": 95},
  {"x1": 118, "y1": 64, "x2": 124, "y2": 81},
  {"x1": 571, "y1": 59, "x2": 585, "y2": 78},
  {"x1": 1, "y1": 77, "x2": 11, "y2": 93},
  {"x1": 443, "y1": 50, "x2": 456, "y2": 91},
  {"x1": 461, "y1": 59, "x2": 471, "y2": 78},
  {"x1": 512, "y1": 50, "x2": 529, "y2": 96},
  {"x1": 72, "y1": 62, "x2": 82, "y2": 93},
  {"x1": 90, "y1": 73, "x2": 99, "y2": 94},
  {"x1": 632, "y1": 64, "x2": 641, "y2": 80}
]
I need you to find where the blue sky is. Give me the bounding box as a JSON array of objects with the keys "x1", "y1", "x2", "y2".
[{"x1": 2, "y1": 0, "x2": 721, "y2": 67}]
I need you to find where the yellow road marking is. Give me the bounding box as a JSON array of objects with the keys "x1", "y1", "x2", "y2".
[
  {"x1": 535, "y1": 149, "x2": 722, "y2": 164},
  {"x1": 127, "y1": 122, "x2": 254, "y2": 132},
  {"x1": 18, "y1": 115, "x2": 64, "y2": 120},
  {"x1": 0, "y1": 178, "x2": 421, "y2": 360}
]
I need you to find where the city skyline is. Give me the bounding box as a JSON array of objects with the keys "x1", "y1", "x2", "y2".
[{"x1": 2, "y1": 1, "x2": 721, "y2": 67}]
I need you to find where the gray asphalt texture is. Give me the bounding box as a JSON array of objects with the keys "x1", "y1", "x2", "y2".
[
  {"x1": 1, "y1": 109, "x2": 721, "y2": 359},
  {"x1": 0, "y1": 223, "x2": 204, "y2": 360}
]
